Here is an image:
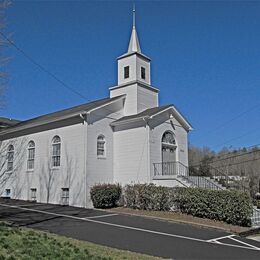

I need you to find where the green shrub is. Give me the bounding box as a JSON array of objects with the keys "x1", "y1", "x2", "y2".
[
  {"x1": 90, "y1": 183, "x2": 122, "y2": 208},
  {"x1": 123, "y1": 184, "x2": 253, "y2": 226},
  {"x1": 173, "y1": 187, "x2": 253, "y2": 226},
  {"x1": 124, "y1": 184, "x2": 174, "y2": 211}
]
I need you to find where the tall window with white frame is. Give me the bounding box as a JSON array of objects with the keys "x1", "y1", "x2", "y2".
[
  {"x1": 27, "y1": 141, "x2": 35, "y2": 170},
  {"x1": 97, "y1": 135, "x2": 106, "y2": 158},
  {"x1": 7, "y1": 145, "x2": 14, "y2": 172},
  {"x1": 52, "y1": 136, "x2": 61, "y2": 167}
]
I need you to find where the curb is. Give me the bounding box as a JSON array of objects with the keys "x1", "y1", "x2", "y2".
[
  {"x1": 239, "y1": 227, "x2": 260, "y2": 237},
  {"x1": 106, "y1": 208, "x2": 249, "y2": 234}
]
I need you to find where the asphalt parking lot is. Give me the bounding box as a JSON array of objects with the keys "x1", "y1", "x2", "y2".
[{"x1": 0, "y1": 199, "x2": 260, "y2": 259}]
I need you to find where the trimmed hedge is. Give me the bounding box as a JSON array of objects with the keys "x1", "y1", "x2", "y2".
[
  {"x1": 90, "y1": 184, "x2": 122, "y2": 208},
  {"x1": 174, "y1": 187, "x2": 253, "y2": 227},
  {"x1": 124, "y1": 184, "x2": 174, "y2": 211},
  {"x1": 123, "y1": 184, "x2": 253, "y2": 227}
]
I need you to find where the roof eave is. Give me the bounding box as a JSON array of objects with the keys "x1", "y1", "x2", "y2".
[
  {"x1": 0, "y1": 112, "x2": 86, "y2": 136},
  {"x1": 0, "y1": 95, "x2": 126, "y2": 136},
  {"x1": 117, "y1": 51, "x2": 151, "y2": 62},
  {"x1": 167, "y1": 106, "x2": 193, "y2": 131},
  {"x1": 87, "y1": 95, "x2": 126, "y2": 114},
  {"x1": 110, "y1": 115, "x2": 149, "y2": 127},
  {"x1": 112, "y1": 106, "x2": 193, "y2": 131},
  {"x1": 109, "y1": 80, "x2": 159, "y2": 93}
]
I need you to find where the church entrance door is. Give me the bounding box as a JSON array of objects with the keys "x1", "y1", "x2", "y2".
[{"x1": 161, "y1": 131, "x2": 177, "y2": 175}]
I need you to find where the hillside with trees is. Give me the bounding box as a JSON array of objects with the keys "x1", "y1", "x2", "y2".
[{"x1": 189, "y1": 144, "x2": 260, "y2": 198}]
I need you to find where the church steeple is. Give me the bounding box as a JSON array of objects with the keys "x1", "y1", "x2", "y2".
[
  {"x1": 127, "y1": 6, "x2": 141, "y2": 53},
  {"x1": 116, "y1": 6, "x2": 151, "y2": 86},
  {"x1": 110, "y1": 6, "x2": 158, "y2": 116}
]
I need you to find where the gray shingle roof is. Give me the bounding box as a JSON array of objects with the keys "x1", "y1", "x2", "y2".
[
  {"x1": 112, "y1": 105, "x2": 172, "y2": 124},
  {"x1": 3, "y1": 95, "x2": 124, "y2": 130},
  {"x1": 0, "y1": 117, "x2": 21, "y2": 126},
  {"x1": 111, "y1": 104, "x2": 193, "y2": 131}
]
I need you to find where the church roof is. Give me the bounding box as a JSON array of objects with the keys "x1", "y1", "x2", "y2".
[
  {"x1": 0, "y1": 117, "x2": 21, "y2": 131},
  {"x1": 111, "y1": 104, "x2": 193, "y2": 131},
  {"x1": 112, "y1": 105, "x2": 172, "y2": 124},
  {"x1": 0, "y1": 117, "x2": 21, "y2": 126},
  {"x1": 0, "y1": 95, "x2": 125, "y2": 134}
]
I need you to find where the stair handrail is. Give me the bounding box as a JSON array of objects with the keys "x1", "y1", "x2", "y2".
[
  {"x1": 177, "y1": 161, "x2": 189, "y2": 176},
  {"x1": 187, "y1": 168, "x2": 224, "y2": 190},
  {"x1": 200, "y1": 175, "x2": 224, "y2": 190},
  {"x1": 209, "y1": 165, "x2": 249, "y2": 192},
  {"x1": 180, "y1": 174, "x2": 198, "y2": 187}
]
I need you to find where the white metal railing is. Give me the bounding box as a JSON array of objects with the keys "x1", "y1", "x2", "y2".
[
  {"x1": 251, "y1": 207, "x2": 260, "y2": 227},
  {"x1": 153, "y1": 161, "x2": 188, "y2": 178}
]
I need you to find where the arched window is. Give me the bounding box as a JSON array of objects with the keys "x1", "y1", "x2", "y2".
[
  {"x1": 97, "y1": 135, "x2": 105, "y2": 158},
  {"x1": 161, "y1": 131, "x2": 177, "y2": 163},
  {"x1": 52, "y1": 136, "x2": 61, "y2": 167},
  {"x1": 27, "y1": 141, "x2": 35, "y2": 170},
  {"x1": 162, "y1": 131, "x2": 176, "y2": 145},
  {"x1": 7, "y1": 145, "x2": 14, "y2": 172}
]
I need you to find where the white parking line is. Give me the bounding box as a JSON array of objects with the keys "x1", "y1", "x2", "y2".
[
  {"x1": 84, "y1": 213, "x2": 118, "y2": 219},
  {"x1": 0, "y1": 203, "x2": 260, "y2": 252},
  {"x1": 208, "y1": 234, "x2": 260, "y2": 251},
  {"x1": 207, "y1": 234, "x2": 235, "y2": 242},
  {"x1": 229, "y1": 236, "x2": 260, "y2": 250}
]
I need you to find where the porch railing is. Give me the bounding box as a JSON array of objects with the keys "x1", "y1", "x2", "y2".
[
  {"x1": 153, "y1": 161, "x2": 188, "y2": 177},
  {"x1": 153, "y1": 162, "x2": 223, "y2": 190}
]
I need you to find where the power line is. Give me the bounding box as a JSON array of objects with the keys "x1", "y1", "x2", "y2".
[
  {"x1": 0, "y1": 31, "x2": 88, "y2": 101},
  {"x1": 193, "y1": 148, "x2": 260, "y2": 167},
  {"x1": 217, "y1": 149, "x2": 260, "y2": 163},
  {"x1": 2, "y1": 31, "x2": 189, "y2": 127},
  {"x1": 212, "y1": 127, "x2": 260, "y2": 149},
  {"x1": 211, "y1": 156, "x2": 260, "y2": 169},
  {"x1": 0, "y1": 31, "x2": 123, "y2": 121},
  {"x1": 190, "y1": 143, "x2": 260, "y2": 167},
  {"x1": 4, "y1": 30, "x2": 258, "y2": 141},
  {"x1": 195, "y1": 104, "x2": 260, "y2": 143}
]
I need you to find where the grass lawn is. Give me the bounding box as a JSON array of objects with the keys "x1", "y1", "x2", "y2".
[{"x1": 0, "y1": 222, "x2": 160, "y2": 260}]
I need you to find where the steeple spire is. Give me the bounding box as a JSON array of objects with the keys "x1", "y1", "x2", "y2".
[
  {"x1": 133, "y1": 4, "x2": 136, "y2": 28},
  {"x1": 127, "y1": 5, "x2": 141, "y2": 53}
]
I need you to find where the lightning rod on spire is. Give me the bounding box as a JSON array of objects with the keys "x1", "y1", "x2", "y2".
[{"x1": 133, "y1": 4, "x2": 136, "y2": 28}]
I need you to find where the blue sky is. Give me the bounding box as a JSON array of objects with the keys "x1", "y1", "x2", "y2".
[{"x1": 2, "y1": 1, "x2": 260, "y2": 151}]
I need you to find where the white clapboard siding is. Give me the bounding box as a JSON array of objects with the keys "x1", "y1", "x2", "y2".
[{"x1": 113, "y1": 126, "x2": 150, "y2": 185}]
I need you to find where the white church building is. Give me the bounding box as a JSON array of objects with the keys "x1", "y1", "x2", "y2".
[{"x1": 0, "y1": 13, "x2": 192, "y2": 208}]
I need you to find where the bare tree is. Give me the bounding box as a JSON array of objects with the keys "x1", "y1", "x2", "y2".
[{"x1": 189, "y1": 143, "x2": 260, "y2": 196}]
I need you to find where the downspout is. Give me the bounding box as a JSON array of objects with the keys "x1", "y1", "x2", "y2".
[
  {"x1": 147, "y1": 120, "x2": 151, "y2": 183},
  {"x1": 143, "y1": 117, "x2": 150, "y2": 183},
  {"x1": 80, "y1": 113, "x2": 87, "y2": 208}
]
